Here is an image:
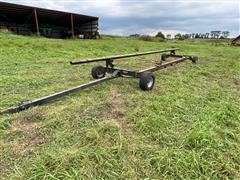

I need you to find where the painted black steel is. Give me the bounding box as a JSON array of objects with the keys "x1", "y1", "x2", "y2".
[
  {"x1": 106, "y1": 67, "x2": 139, "y2": 78},
  {"x1": 1, "y1": 75, "x2": 118, "y2": 114}
]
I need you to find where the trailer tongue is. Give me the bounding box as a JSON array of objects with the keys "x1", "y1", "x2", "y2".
[
  {"x1": 1, "y1": 48, "x2": 198, "y2": 114},
  {"x1": 1, "y1": 76, "x2": 119, "y2": 114}
]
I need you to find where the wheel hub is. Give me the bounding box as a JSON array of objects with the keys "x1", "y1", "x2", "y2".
[{"x1": 147, "y1": 78, "x2": 153, "y2": 88}]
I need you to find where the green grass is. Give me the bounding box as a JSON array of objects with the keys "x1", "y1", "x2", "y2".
[{"x1": 0, "y1": 32, "x2": 240, "y2": 179}]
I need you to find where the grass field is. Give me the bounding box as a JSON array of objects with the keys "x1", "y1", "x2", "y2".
[{"x1": 0, "y1": 31, "x2": 240, "y2": 179}]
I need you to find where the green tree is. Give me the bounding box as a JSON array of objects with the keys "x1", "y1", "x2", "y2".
[
  {"x1": 174, "y1": 33, "x2": 182, "y2": 39},
  {"x1": 195, "y1": 33, "x2": 200, "y2": 39},
  {"x1": 155, "y1": 32, "x2": 165, "y2": 39}
]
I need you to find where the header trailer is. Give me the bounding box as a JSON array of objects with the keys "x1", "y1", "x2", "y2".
[{"x1": 1, "y1": 48, "x2": 198, "y2": 114}]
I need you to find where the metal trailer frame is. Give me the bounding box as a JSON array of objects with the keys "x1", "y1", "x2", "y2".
[{"x1": 1, "y1": 48, "x2": 198, "y2": 114}]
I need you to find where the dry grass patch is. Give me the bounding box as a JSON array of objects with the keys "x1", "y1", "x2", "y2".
[
  {"x1": 101, "y1": 90, "x2": 131, "y2": 131},
  {"x1": 6, "y1": 109, "x2": 46, "y2": 156}
]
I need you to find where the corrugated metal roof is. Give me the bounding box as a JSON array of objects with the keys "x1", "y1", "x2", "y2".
[{"x1": 0, "y1": 1, "x2": 98, "y2": 21}]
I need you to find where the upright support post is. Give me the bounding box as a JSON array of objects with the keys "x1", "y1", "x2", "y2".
[
  {"x1": 91, "y1": 21, "x2": 93, "y2": 34},
  {"x1": 33, "y1": 8, "x2": 40, "y2": 36},
  {"x1": 70, "y1": 14, "x2": 74, "y2": 38}
]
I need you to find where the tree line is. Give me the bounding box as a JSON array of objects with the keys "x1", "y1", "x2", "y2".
[
  {"x1": 129, "y1": 31, "x2": 230, "y2": 40},
  {"x1": 172, "y1": 31, "x2": 230, "y2": 39}
]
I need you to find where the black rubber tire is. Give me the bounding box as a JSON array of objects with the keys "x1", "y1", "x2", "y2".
[
  {"x1": 190, "y1": 56, "x2": 198, "y2": 63},
  {"x1": 91, "y1": 65, "x2": 106, "y2": 79},
  {"x1": 161, "y1": 53, "x2": 168, "y2": 61},
  {"x1": 139, "y1": 72, "x2": 155, "y2": 91}
]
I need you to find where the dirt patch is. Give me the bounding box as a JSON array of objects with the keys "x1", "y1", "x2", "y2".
[
  {"x1": 11, "y1": 134, "x2": 45, "y2": 156},
  {"x1": 102, "y1": 90, "x2": 131, "y2": 131},
  {"x1": 11, "y1": 119, "x2": 39, "y2": 133},
  {"x1": 10, "y1": 109, "x2": 44, "y2": 132},
  {"x1": 6, "y1": 109, "x2": 46, "y2": 156},
  {"x1": 233, "y1": 78, "x2": 240, "y2": 86}
]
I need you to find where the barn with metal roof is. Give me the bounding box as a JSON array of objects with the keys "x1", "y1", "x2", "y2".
[{"x1": 0, "y1": 1, "x2": 99, "y2": 39}]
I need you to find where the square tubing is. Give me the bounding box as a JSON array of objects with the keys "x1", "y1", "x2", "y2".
[
  {"x1": 139, "y1": 57, "x2": 189, "y2": 73},
  {"x1": 1, "y1": 75, "x2": 118, "y2": 114},
  {"x1": 105, "y1": 67, "x2": 139, "y2": 78}
]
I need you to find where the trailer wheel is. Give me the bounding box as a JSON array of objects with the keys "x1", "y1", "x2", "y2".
[
  {"x1": 190, "y1": 56, "x2": 198, "y2": 63},
  {"x1": 161, "y1": 53, "x2": 168, "y2": 61},
  {"x1": 91, "y1": 65, "x2": 106, "y2": 79},
  {"x1": 139, "y1": 72, "x2": 155, "y2": 91}
]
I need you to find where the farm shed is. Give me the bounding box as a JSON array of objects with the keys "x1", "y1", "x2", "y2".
[
  {"x1": 231, "y1": 35, "x2": 240, "y2": 46},
  {"x1": 0, "y1": 1, "x2": 99, "y2": 39}
]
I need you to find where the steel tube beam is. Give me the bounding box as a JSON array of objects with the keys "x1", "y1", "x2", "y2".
[
  {"x1": 1, "y1": 76, "x2": 118, "y2": 114},
  {"x1": 106, "y1": 67, "x2": 139, "y2": 77},
  {"x1": 70, "y1": 48, "x2": 180, "y2": 65},
  {"x1": 139, "y1": 57, "x2": 188, "y2": 73}
]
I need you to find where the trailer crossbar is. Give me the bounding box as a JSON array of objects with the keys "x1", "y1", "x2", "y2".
[{"x1": 70, "y1": 48, "x2": 179, "y2": 65}]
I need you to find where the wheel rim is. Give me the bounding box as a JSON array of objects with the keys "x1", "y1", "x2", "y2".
[
  {"x1": 96, "y1": 70, "x2": 104, "y2": 78},
  {"x1": 147, "y1": 78, "x2": 154, "y2": 88}
]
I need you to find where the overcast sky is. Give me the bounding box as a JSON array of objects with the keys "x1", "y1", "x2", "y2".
[{"x1": 2, "y1": 0, "x2": 240, "y2": 37}]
